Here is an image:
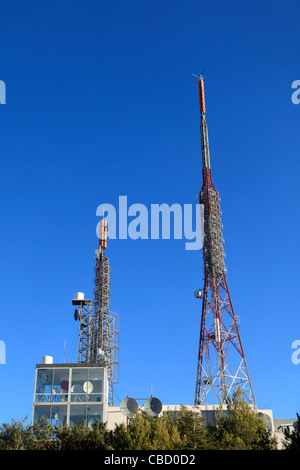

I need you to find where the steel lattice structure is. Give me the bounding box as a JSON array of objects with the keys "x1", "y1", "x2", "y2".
[
  {"x1": 77, "y1": 300, "x2": 92, "y2": 363},
  {"x1": 195, "y1": 76, "x2": 256, "y2": 409},
  {"x1": 74, "y1": 219, "x2": 119, "y2": 406},
  {"x1": 92, "y1": 241, "x2": 119, "y2": 406}
]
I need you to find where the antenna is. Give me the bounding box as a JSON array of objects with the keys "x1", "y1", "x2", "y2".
[
  {"x1": 144, "y1": 397, "x2": 163, "y2": 417},
  {"x1": 192, "y1": 71, "x2": 209, "y2": 80},
  {"x1": 194, "y1": 74, "x2": 256, "y2": 409},
  {"x1": 72, "y1": 292, "x2": 93, "y2": 363},
  {"x1": 120, "y1": 397, "x2": 139, "y2": 417},
  {"x1": 119, "y1": 396, "x2": 163, "y2": 418}
]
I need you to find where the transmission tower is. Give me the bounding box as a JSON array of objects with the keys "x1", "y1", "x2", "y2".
[
  {"x1": 194, "y1": 76, "x2": 256, "y2": 409},
  {"x1": 92, "y1": 219, "x2": 119, "y2": 405},
  {"x1": 73, "y1": 219, "x2": 119, "y2": 406}
]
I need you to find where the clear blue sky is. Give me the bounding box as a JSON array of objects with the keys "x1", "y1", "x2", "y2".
[{"x1": 0, "y1": 0, "x2": 299, "y2": 423}]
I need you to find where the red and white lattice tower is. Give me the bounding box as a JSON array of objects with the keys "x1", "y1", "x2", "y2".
[{"x1": 194, "y1": 76, "x2": 256, "y2": 409}]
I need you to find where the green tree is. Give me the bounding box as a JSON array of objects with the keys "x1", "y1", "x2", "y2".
[
  {"x1": 54, "y1": 420, "x2": 109, "y2": 450},
  {"x1": 0, "y1": 417, "x2": 35, "y2": 450},
  {"x1": 110, "y1": 422, "x2": 132, "y2": 450},
  {"x1": 149, "y1": 413, "x2": 182, "y2": 450},
  {"x1": 31, "y1": 415, "x2": 55, "y2": 449},
  {"x1": 212, "y1": 389, "x2": 277, "y2": 450},
  {"x1": 111, "y1": 413, "x2": 181, "y2": 450},
  {"x1": 163, "y1": 406, "x2": 214, "y2": 450},
  {"x1": 283, "y1": 413, "x2": 300, "y2": 450},
  {"x1": 0, "y1": 394, "x2": 283, "y2": 451}
]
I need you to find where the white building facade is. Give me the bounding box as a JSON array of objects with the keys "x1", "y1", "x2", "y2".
[{"x1": 31, "y1": 358, "x2": 108, "y2": 428}]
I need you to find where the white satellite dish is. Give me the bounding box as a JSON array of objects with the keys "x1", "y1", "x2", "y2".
[
  {"x1": 71, "y1": 384, "x2": 82, "y2": 393},
  {"x1": 83, "y1": 381, "x2": 93, "y2": 393},
  {"x1": 54, "y1": 412, "x2": 63, "y2": 421},
  {"x1": 88, "y1": 417, "x2": 98, "y2": 428},
  {"x1": 194, "y1": 289, "x2": 202, "y2": 299},
  {"x1": 258, "y1": 412, "x2": 272, "y2": 431},
  {"x1": 41, "y1": 372, "x2": 51, "y2": 385},
  {"x1": 120, "y1": 397, "x2": 139, "y2": 417},
  {"x1": 144, "y1": 397, "x2": 162, "y2": 417},
  {"x1": 97, "y1": 348, "x2": 106, "y2": 361}
]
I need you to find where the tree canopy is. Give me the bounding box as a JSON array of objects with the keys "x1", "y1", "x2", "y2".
[
  {"x1": 283, "y1": 413, "x2": 300, "y2": 450},
  {"x1": 0, "y1": 391, "x2": 282, "y2": 450}
]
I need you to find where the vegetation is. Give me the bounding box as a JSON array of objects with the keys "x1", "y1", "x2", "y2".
[
  {"x1": 0, "y1": 390, "x2": 289, "y2": 450},
  {"x1": 283, "y1": 413, "x2": 300, "y2": 450},
  {"x1": 211, "y1": 389, "x2": 277, "y2": 450}
]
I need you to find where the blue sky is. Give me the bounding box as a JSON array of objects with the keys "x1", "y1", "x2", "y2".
[{"x1": 0, "y1": 0, "x2": 299, "y2": 423}]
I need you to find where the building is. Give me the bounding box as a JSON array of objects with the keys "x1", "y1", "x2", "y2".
[
  {"x1": 106, "y1": 403, "x2": 274, "y2": 432},
  {"x1": 108, "y1": 403, "x2": 298, "y2": 449},
  {"x1": 31, "y1": 356, "x2": 108, "y2": 427},
  {"x1": 31, "y1": 357, "x2": 296, "y2": 449}
]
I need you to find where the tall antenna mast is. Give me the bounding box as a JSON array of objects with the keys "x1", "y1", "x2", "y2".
[
  {"x1": 73, "y1": 219, "x2": 119, "y2": 406},
  {"x1": 194, "y1": 75, "x2": 256, "y2": 409},
  {"x1": 91, "y1": 219, "x2": 119, "y2": 405}
]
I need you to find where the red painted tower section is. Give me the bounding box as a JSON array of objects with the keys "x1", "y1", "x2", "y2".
[{"x1": 194, "y1": 76, "x2": 256, "y2": 408}]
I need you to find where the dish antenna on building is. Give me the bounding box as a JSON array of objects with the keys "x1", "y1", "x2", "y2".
[
  {"x1": 120, "y1": 397, "x2": 139, "y2": 417},
  {"x1": 144, "y1": 397, "x2": 162, "y2": 417}
]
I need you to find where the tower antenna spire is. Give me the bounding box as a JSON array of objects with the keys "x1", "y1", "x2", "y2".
[
  {"x1": 74, "y1": 217, "x2": 120, "y2": 406},
  {"x1": 91, "y1": 218, "x2": 119, "y2": 405},
  {"x1": 194, "y1": 76, "x2": 256, "y2": 409}
]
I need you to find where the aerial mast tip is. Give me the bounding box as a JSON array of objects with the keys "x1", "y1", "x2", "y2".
[{"x1": 99, "y1": 218, "x2": 108, "y2": 251}]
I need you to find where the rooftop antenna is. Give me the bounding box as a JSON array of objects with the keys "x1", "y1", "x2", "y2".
[
  {"x1": 192, "y1": 70, "x2": 209, "y2": 80},
  {"x1": 92, "y1": 218, "x2": 120, "y2": 405},
  {"x1": 73, "y1": 218, "x2": 120, "y2": 406}
]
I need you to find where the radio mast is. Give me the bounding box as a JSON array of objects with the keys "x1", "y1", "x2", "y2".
[
  {"x1": 92, "y1": 219, "x2": 119, "y2": 405},
  {"x1": 194, "y1": 76, "x2": 256, "y2": 409},
  {"x1": 73, "y1": 219, "x2": 119, "y2": 406}
]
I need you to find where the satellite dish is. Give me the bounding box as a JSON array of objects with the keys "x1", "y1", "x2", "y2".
[
  {"x1": 71, "y1": 384, "x2": 82, "y2": 393},
  {"x1": 54, "y1": 412, "x2": 63, "y2": 421},
  {"x1": 41, "y1": 372, "x2": 51, "y2": 385},
  {"x1": 83, "y1": 381, "x2": 93, "y2": 393},
  {"x1": 61, "y1": 380, "x2": 69, "y2": 392},
  {"x1": 258, "y1": 412, "x2": 272, "y2": 431},
  {"x1": 97, "y1": 348, "x2": 106, "y2": 361},
  {"x1": 194, "y1": 289, "x2": 202, "y2": 299},
  {"x1": 120, "y1": 397, "x2": 139, "y2": 417},
  {"x1": 88, "y1": 417, "x2": 97, "y2": 428},
  {"x1": 144, "y1": 397, "x2": 162, "y2": 417},
  {"x1": 74, "y1": 309, "x2": 79, "y2": 321}
]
